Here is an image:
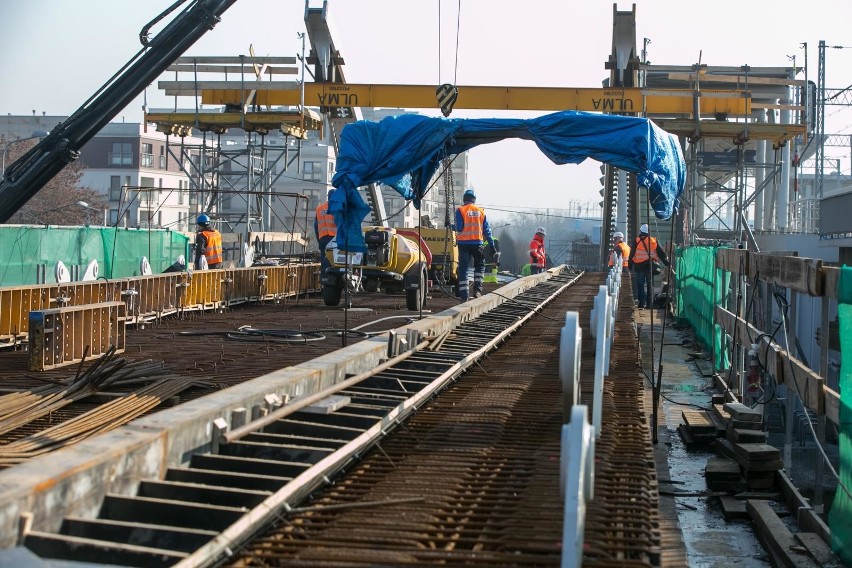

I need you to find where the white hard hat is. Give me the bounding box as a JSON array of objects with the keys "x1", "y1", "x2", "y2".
[
  {"x1": 535, "y1": 227, "x2": 546, "y2": 236},
  {"x1": 613, "y1": 231, "x2": 624, "y2": 239},
  {"x1": 639, "y1": 223, "x2": 649, "y2": 233}
]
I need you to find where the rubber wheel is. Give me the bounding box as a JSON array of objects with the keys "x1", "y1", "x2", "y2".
[
  {"x1": 406, "y1": 268, "x2": 427, "y2": 311},
  {"x1": 322, "y1": 283, "x2": 342, "y2": 307}
]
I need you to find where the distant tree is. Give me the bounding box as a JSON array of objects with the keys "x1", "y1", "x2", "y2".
[{"x1": 1, "y1": 138, "x2": 104, "y2": 226}]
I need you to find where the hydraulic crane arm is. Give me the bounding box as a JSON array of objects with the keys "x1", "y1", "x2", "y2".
[{"x1": 0, "y1": 0, "x2": 238, "y2": 222}]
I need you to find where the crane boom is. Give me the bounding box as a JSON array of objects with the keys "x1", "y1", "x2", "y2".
[{"x1": 0, "y1": 0, "x2": 238, "y2": 223}]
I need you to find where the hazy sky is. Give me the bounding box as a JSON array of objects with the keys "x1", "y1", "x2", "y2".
[{"x1": 2, "y1": 0, "x2": 851, "y2": 222}]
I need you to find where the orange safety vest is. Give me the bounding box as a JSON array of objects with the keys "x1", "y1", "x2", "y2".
[
  {"x1": 529, "y1": 235, "x2": 546, "y2": 267},
  {"x1": 315, "y1": 203, "x2": 336, "y2": 238},
  {"x1": 456, "y1": 203, "x2": 486, "y2": 243},
  {"x1": 200, "y1": 229, "x2": 223, "y2": 265},
  {"x1": 609, "y1": 241, "x2": 631, "y2": 267},
  {"x1": 633, "y1": 235, "x2": 660, "y2": 264}
]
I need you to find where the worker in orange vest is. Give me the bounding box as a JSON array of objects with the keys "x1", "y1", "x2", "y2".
[
  {"x1": 528, "y1": 227, "x2": 547, "y2": 274},
  {"x1": 628, "y1": 224, "x2": 669, "y2": 309},
  {"x1": 608, "y1": 231, "x2": 631, "y2": 273},
  {"x1": 453, "y1": 189, "x2": 495, "y2": 301},
  {"x1": 314, "y1": 189, "x2": 337, "y2": 271},
  {"x1": 194, "y1": 213, "x2": 222, "y2": 269}
]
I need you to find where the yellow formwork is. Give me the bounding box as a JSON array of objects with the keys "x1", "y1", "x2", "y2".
[
  {"x1": 0, "y1": 264, "x2": 321, "y2": 342},
  {"x1": 28, "y1": 301, "x2": 126, "y2": 371}
]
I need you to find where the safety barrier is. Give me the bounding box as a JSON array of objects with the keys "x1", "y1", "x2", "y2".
[
  {"x1": 0, "y1": 264, "x2": 320, "y2": 343},
  {"x1": 28, "y1": 302, "x2": 126, "y2": 371}
]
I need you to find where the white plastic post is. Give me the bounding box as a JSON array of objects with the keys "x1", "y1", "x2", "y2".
[
  {"x1": 592, "y1": 285, "x2": 607, "y2": 436},
  {"x1": 560, "y1": 311, "x2": 582, "y2": 423},
  {"x1": 561, "y1": 404, "x2": 595, "y2": 568}
]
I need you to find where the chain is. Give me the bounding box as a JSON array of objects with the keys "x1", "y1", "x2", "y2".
[{"x1": 438, "y1": 156, "x2": 455, "y2": 286}]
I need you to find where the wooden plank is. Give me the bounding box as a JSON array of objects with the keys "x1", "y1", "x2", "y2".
[
  {"x1": 747, "y1": 499, "x2": 820, "y2": 568},
  {"x1": 724, "y1": 402, "x2": 762, "y2": 422},
  {"x1": 716, "y1": 248, "x2": 750, "y2": 274},
  {"x1": 749, "y1": 253, "x2": 823, "y2": 296},
  {"x1": 165, "y1": 64, "x2": 298, "y2": 74},
  {"x1": 822, "y1": 266, "x2": 839, "y2": 300},
  {"x1": 682, "y1": 409, "x2": 715, "y2": 433},
  {"x1": 667, "y1": 72, "x2": 806, "y2": 87},
  {"x1": 734, "y1": 443, "x2": 781, "y2": 462},
  {"x1": 719, "y1": 496, "x2": 749, "y2": 521},
  {"x1": 825, "y1": 387, "x2": 839, "y2": 426},
  {"x1": 795, "y1": 533, "x2": 838, "y2": 566},
  {"x1": 173, "y1": 56, "x2": 298, "y2": 65},
  {"x1": 729, "y1": 428, "x2": 768, "y2": 443}
]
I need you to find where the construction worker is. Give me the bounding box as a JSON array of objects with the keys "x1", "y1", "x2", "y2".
[
  {"x1": 453, "y1": 188, "x2": 495, "y2": 301},
  {"x1": 314, "y1": 189, "x2": 337, "y2": 271},
  {"x1": 194, "y1": 213, "x2": 222, "y2": 269},
  {"x1": 529, "y1": 227, "x2": 547, "y2": 274},
  {"x1": 608, "y1": 231, "x2": 631, "y2": 273},
  {"x1": 628, "y1": 223, "x2": 669, "y2": 309}
]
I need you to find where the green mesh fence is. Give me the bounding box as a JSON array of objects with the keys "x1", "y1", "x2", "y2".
[
  {"x1": 672, "y1": 245, "x2": 730, "y2": 371},
  {"x1": 0, "y1": 226, "x2": 189, "y2": 287},
  {"x1": 830, "y1": 265, "x2": 852, "y2": 563}
]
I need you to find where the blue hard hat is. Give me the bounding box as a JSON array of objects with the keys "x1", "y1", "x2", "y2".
[
  {"x1": 197, "y1": 213, "x2": 210, "y2": 225},
  {"x1": 463, "y1": 189, "x2": 476, "y2": 202}
]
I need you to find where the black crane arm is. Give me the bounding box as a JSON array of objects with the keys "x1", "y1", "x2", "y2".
[{"x1": 0, "y1": 0, "x2": 238, "y2": 222}]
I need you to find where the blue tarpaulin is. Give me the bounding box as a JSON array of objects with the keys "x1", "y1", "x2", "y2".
[{"x1": 330, "y1": 110, "x2": 686, "y2": 251}]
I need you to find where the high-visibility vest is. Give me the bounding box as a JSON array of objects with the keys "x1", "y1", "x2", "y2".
[
  {"x1": 315, "y1": 203, "x2": 336, "y2": 238},
  {"x1": 456, "y1": 203, "x2": 485, "y2": 243},
  {"x1": 529, "y1": 236, "x2": 546, "y2": 267},
  {"x1": 609, "y1": 241, "x2": 631, "y2": 267},
  {"x1": 200, "y1": 229, "x2": 223, "y2": 265},
  {"x1": 633, "y1": 235, "x2": 660, "y2": 264}
]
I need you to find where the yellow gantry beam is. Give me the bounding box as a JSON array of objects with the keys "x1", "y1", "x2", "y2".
[{"x1": 168, "y1": 83, "x2": 752, "y2": 116}]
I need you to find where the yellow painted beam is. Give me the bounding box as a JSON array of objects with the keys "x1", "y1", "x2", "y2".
[{"x1": 194, "y1": 84, "x2": 751, "y2": 116}]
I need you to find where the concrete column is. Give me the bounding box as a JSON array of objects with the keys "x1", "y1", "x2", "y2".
[
  {"x1": 753, "y1": 109, "x2": 767, "y2": 231},
  {"x1": 764, "y1": 108, "x2": 777, "y2": 231},
  {"x1": 777, "y1": 90, "x2": 793, "y2": 232}
]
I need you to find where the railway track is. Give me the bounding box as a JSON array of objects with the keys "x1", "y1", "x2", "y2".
[{"x1": 14, "y1": 269, "x2": 661, "y2": 567}]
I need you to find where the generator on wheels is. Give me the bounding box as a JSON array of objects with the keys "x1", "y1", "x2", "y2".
[{"x1": 320, "y1": 227, "x2": 431, "y2": 311}]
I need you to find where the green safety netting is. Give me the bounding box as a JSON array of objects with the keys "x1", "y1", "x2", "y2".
[
  {"x1": 830, "y1": 264, "x2": 852, "y2": 563},
  {"x1": 672, "y1": 245, "x2": 730, "y2": 372},
  {"x1": 0, "y1": 226, "x2": 189, "y2": 287}
]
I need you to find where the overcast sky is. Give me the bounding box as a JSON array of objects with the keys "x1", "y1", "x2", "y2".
[{"x1": 2, "y1": 0, "x2": 851, "y2": 222}]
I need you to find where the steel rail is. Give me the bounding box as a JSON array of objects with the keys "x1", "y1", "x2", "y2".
[{"x1": 175, "y1": 271, "x2": 583, "y2": 568}]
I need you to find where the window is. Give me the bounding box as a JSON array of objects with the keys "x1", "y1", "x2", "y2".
[
  {"x1": 140, "y1": 177, "x2": 155, "y2": 206},
  {"x1": 109, "y1": 176, "x2": 122, "y2": 200},
  {"x1": 109, "y1": 209, "x2": 119, "y2": 225},
  {"x1": 178, "y1": 180, "x2": 184, "y2": 205},
  {"x1": 328, "y1": 161, "x2": 335, "y2": 178},
  {"x1": 303, "y1": 161, "x2": 322, "y2": 182},
  {"x1": 141, "y1": 143, "x2": 154, "y2": 167},
  {"x1": 110, "y1": 142, "x2": 132, "y2": 166}
]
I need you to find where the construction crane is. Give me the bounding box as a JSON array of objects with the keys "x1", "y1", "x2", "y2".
[{"x1": 0, "y1": 0, "x2": 240, "y2": 223}]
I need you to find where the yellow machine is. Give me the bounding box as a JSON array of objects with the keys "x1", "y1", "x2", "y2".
[
  {"x1": 321, "y1": 227, "x2": 429, "y2": 310},
  {"x1": 413, "y1": 226, "x2": 459, "y2": 286}
]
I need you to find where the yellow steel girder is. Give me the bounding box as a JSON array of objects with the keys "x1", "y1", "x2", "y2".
[{"x1": 196, "y1": 84, "x2": 751, "y2": 116}]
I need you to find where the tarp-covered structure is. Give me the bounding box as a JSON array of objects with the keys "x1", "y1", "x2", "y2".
[{"x1": 330, "y1": 110, "x2": 686, "y2": 251}]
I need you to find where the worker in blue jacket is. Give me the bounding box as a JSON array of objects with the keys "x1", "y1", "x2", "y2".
[{"x1": 453, "y1": 189, "x2": 496, "y2": 301}]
